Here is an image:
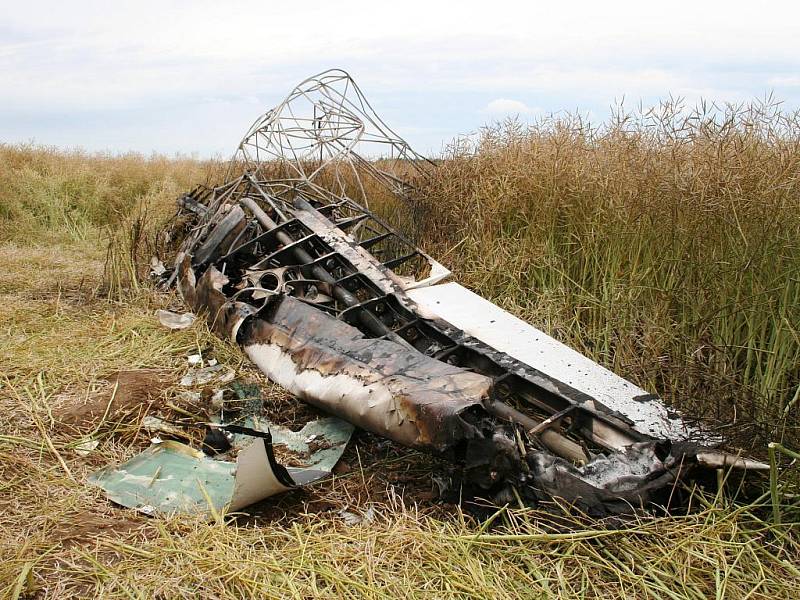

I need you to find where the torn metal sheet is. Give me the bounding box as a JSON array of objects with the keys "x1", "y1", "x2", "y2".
[
  {"x1": 88, "y1": 439, "x2": 284, "y2": 514},
  {"x1": 159, "y1": 69, "x2": 767, "y2": 515},
  {"x1": 89, "y1": 418, "x2": 353, "y2": 515},
  {"x1": 239, "y1": 417, "x2": 355, "y2": 472},
  {"x1": 406, "y1": 282, "x2": 698, "y2": 442}
]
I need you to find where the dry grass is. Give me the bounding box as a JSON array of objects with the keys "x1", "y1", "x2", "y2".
[
  {"x1": 0, "y1": 143, "x2": 218, "y2": 245},
  {"x1": 2, "y1": 102, "x2": 800, "y2": 599},
  {"x1": 405, "y1": 98, "x2": 800, "y2": 451}
]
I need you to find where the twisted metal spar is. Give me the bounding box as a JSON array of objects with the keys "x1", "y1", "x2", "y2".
[{"x1": 230, "y1": 69, "x2": 434, "y2": 207}]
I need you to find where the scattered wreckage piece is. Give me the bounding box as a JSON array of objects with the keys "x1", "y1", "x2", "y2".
[
  {"x1": 89, "y1": 415, "x2": 354, "y2": 516},
  {"x1": 156, "y1": 309, "x2": 195, "y2": 330},
  {"x1": 89, "y1": 439, "x2": 281, "y2": 516},
  {"x1": 149, "y1": 69, "x2": 767, "y2": 516},
  {"x1": 88, "y1": 345, "x2": 355, "y2": 516}
]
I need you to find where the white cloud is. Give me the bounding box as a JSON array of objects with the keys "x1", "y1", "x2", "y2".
[
  {"x1": 1, "y1": 0, "x2": 800, "y2": 154},
  {"x1": 768, "y1": 76, "x2": 800, "y2": 87},
  {"x1": 484, "y1": 99, "x2": 538, "y2": 115}
]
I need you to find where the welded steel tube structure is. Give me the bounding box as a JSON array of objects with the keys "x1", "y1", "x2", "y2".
[{"x1": 165, "y1": 70, "x2": 767, "y2": 514}]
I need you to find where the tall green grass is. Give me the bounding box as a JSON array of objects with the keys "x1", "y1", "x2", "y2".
[
  {"x1": 403, "y1": 99, "x2": 800, "y2": 449},
  {"x1": 0, "y1": 143, "x2": 220, "y2": 300},
  {"x1": 0, "y1": 143, "x2": 214, "y2": 243}
]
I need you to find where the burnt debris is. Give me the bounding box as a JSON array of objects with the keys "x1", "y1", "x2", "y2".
[{"x1": 160, "y1": 69, "x2": 766, "y2": 515}]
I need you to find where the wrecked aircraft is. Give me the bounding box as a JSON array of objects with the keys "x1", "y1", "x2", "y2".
[{"x1": 94, "y1": 70, "x2": 767, "y2": 516}]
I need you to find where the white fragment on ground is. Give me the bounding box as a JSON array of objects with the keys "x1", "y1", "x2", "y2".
[
  {"x1": 339, "y1": 505, "x2": 376, "y2": 526},
  {"x1": 150, "y1": 257, "x2": 167, "y2": 277},
  {"x1": 141, "y1": 416, "x2": 187, "y2": 438},
  {"x1": 210, "y1": 389, "x2": 225, "y2": 410},
  {"x1": 74, "y1": 439, "x2": 99, "y2": 456},
  {"x1": 180, "y1": 364, "x2": 236, "y2": 387},
  {"x1": 187, "y1": 353, "x2": 203, "y2": 366},
  {"x1": 176, "y1": 390, "x2": 202, "y2": 403},
  {"x1": 156, "y1": 309, "x2": 195, "y2": 330},
  {"x1": 339, "y1": 511, "x2": 361, "y2": 526}
]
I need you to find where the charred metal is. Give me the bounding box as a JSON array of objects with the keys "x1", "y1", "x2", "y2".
[{"x1": 163, "y1": 70, "x2": 766, "y2": 515}]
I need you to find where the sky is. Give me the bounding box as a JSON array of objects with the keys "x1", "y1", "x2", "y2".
[{"x1": 2, "y1": 0, "x2": 800, "y2": 157}]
